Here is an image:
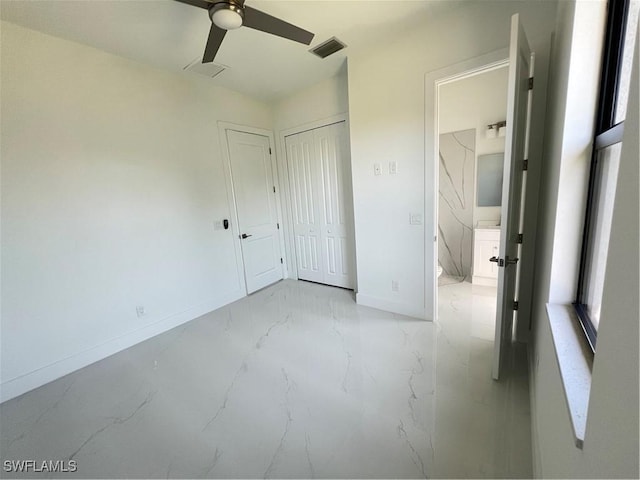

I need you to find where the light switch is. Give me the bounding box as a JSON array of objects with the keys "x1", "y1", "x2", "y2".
[
  {"x1": 389, "y1": 161, "x2": 398, "y2": 174},
  {"x1": 374, "y1": 163, "x2": 382, "y2": 176}
]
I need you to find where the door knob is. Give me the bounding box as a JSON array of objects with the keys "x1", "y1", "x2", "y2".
[
  {"x1": 240, "y1": 233, "x2": 252, "y2": 239},
  {"x1": 489, "y1": 256, "x2": 518, "y2": 267},
  {"x1": 490, "y1": 256, "x2": 504, "y2": 267},
  {"x1": 505, "y1": 255, "x2": 519, "y2": 265}
]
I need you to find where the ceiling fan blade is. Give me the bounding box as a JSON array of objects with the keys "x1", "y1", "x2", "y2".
[
  {"x1": 203, "y1": 23, "x2": 227, "y2": 63},
  {"x1": 174, "y1": 0, "x2": 213, "y2": 10},
  {"x1": 242, "y1": 6, "x2": 314, "y2": 45}
]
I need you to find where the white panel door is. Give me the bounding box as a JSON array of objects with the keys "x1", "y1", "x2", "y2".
[
  {"x1": 227, "y1": 130, "x2": 283, "y2": 294},
  {"x1": 285, "y1": 121, "x2": 354, "y2": 289},
  {"x1": 493, "y1": 14, "x2": 534, "y2": 380},
  {"x1": 285, "y1": 130, "x2": 324, "y2": 283},
  {"x1": 315, "y1": 123, "x2": 353, "y2": 289}
]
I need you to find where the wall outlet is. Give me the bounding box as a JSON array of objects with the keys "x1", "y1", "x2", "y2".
[
  {"x1": 391, "y1": 280, "x2": 399, "y2": 292},
  {"x1": 389, "y1": 161, "x2": 398, "y2": 174},
  {"x1": 410, "y1": 213, "x2": 423, "y2": 225},
  {"x1": 374, "y1": 163, "x2": 382, "y2": 176},
  {"x1": 136, "y1": 306, "x2": 145, "y2": 318}
]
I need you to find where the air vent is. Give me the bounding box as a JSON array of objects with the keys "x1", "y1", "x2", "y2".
[
  {"x1": 310, "y1": 37, "x2": 346, "y2": 59},
  {"x1": 183, "y1": 58, "x2": 226, "y2": 79}
]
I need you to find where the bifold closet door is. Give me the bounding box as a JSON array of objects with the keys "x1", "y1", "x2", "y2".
[
  {"x1": 315, "y1": 123, "x2": 353, "y2": 289},
  {"x1": 285, "y1": 122, "x2": 354, "y2": 289},
  {"x1": 286, "y1": 130, "x2": 324, "y2": 283}
]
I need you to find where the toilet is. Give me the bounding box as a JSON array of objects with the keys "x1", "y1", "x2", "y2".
[{"x1": 437, "y1": 262, "x2": 443, "y2": 277}]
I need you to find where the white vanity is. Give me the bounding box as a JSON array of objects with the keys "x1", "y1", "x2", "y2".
[{"x1": 472, "y1": 226, "x2": 500, "y2": 286}]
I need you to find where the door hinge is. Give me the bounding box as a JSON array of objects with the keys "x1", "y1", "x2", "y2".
[
  {"x1": 269, "y1": 147, "x2": 272, "y2": 155},
  {"x1": 523, "y1": 159, "x2": 529, "y2": 171},
  {"x1": 273, "y1": 186, "x2": 276, "y2": 193},
  {"x1": 517, "y1": 233, "x2": 523, "y2": 244},
  {"x1": 528, "y1": 77, "x2": 534, "y2": 90},
  {"x1": 513, "y1": 301, "x2": 519, "y2": 311},
  {"x1": 277, "y1": 223, "x2": 280, "y2": 230},
  {"x1": 280, "y1": 258, "x2": 283, "y2": 264}
]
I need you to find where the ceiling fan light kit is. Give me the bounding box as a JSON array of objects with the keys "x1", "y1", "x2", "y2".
[
  {"x1": 176, "y1": 0, "x2": 315, "y2": 64},
  {"x1": 210, "y1": 2, "x2": 244, "y2": 30}
]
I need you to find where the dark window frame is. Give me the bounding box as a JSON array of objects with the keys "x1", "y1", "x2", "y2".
[{"x1": 574, "y1": 0, "x2": 631, "y2": 353}]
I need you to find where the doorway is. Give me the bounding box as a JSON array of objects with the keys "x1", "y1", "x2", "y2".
[
  {"x1": 222, "y1": 126, "x2": 285, "y2": 294},
  {"x1": 437, "y1": 66, "x2": 509, "y2": 284},
  {"x1": 427, "y1": 15, "x2": 535, "y2": 380},
  {"x1": 436, "y1": 65, "x2": 509, "y2": 342}
]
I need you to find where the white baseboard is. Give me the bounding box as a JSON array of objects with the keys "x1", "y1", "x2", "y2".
[
  {"x1": 0, "y1": 289, "x2": 245, "y2": 403},
  {"x1": 355, "y1": 293, "x2": 428, "y2": 320},
  {"x1": 528, "y1": 342, "x2": 542, "y2": 478}
]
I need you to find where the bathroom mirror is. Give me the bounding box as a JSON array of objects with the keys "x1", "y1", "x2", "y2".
[{"x1": 476, "y1": 153, "x2": 504, "y2": 206}]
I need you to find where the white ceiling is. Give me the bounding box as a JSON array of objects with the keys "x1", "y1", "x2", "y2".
[{"x1": 0, "y1": 0, "x2": 463, "y2": 103}]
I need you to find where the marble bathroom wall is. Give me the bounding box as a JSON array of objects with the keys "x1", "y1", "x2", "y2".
[{"x1": 439, "y1": 129, "x2": 475, "y2": 278}]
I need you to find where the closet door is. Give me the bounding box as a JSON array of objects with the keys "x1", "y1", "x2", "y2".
[
  {"x1": 285, "y1": 121, "x2": 354, "y2": 289},
  {"x1": 314, "y1": 123, "x2": 353, "y2": 289},
  {"x1": 285, "y1": 130, "x2": 324, "y2": 283}
]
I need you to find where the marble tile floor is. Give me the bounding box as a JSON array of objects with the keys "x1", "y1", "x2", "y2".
[{"x1": 0, "y1": 279, "x2": 532, "y2": 479}]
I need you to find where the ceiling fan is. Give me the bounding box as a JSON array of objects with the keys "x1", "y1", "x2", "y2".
[{"x1": 175, "y1": 0, "x2": 315, "y2": 63}]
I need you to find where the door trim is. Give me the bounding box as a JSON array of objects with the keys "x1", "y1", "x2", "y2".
[
  {"x1": 276, "y1": 113, "x2": 354, "y2": 288},
  {"x1": 217, "y1": 121, "x2": 286, "y2": 294},
  {"x1": 425, "y1": 49, "x2": 509, "y2": 323}
]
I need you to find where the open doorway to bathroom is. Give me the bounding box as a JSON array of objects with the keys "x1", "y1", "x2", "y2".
[{"x1": 437, "y1": 64, "x2": 508, "y2": 342}]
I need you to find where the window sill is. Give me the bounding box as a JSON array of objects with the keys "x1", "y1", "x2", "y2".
[{"x1": 545, "y1": 303, "x2": 593, "y2": 449}]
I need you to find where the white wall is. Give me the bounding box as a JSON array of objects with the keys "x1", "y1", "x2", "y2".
[
  {"x1": 273, "y1": 66, "x2": 349, "y2": 133},
  {"x1": 0, "y1": 21, "x2": 273, "y2": 401},
  {"x1": 529, "y1": 0, "x2": 639, "y2": 477},
  {"x1": 439, "y1": 66, "x2": 509, "y2": 227},
  {"x1": 347, "y1": 1, "x2": 557, "y2": 319}
]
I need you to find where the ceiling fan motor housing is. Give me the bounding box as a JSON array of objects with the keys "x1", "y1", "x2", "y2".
[{"x1": 209, "y1": 1, "x2": 245, "y2": 30}]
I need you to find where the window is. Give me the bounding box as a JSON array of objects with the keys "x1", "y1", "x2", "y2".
[{"x1": 575, "y1": 0, "x2": 639, "y2": 352}]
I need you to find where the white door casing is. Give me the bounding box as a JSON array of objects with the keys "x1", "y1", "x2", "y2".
[
  {"x1": 427, "y1": 49, "x2": 511, "y2": 324},
  {"x1": 285, "y1": 121, "x2": 354, "y2": 289},
  {"x1": 227, "y1": 129, "x2": 283, "y2": 294},
  {"x1": 492, "y1": 14, "x2": 534, "y2": 380}
]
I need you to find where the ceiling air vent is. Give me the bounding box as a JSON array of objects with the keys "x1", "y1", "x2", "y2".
[
  {"x1": 183, "y1": 58, "x2": 226, "y2": 79},
  {"x1": 310, "y1": 37, "x2": 346, "y2": 59}
]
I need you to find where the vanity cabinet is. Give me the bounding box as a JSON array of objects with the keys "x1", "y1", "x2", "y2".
[{"x1": 472, "y1": 228, "x2": 500, "y2": 286}]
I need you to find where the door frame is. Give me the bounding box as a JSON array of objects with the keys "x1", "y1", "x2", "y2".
[
  {"x1": 218, "y1": 121, "x2": 286, "y2": 294},
  {"x1": 425, "y1": 49, "x2": 509, "y2": 323},
  {"x1": 276, "y1": 113, "x2": 356, "y2": 290}
]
